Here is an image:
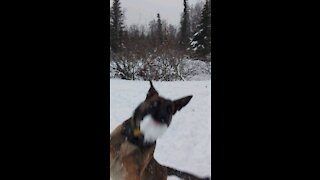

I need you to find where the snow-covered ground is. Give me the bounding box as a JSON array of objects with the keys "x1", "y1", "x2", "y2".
[{"x1": 110, "y1": 79, "x2": 211, "y2": 179}]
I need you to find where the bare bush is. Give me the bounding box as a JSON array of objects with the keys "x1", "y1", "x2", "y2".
[{"x1": 111, "y1": 47, "x2": 198, "y2": 81}]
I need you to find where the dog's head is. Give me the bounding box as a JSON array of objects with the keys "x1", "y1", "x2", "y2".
[{"x1": 132, "y1": 81, "x2": 192, "y2": 143}]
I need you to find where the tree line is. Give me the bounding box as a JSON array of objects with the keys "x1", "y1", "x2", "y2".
[
  {"x1": 110, "y1": 0, "x2": 212, "y2": 61},
  {"x1": 110, "y1": 0, "x2": 212, "y2": 80}
]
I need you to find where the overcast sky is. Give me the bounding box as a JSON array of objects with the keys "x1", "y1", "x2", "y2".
[{"x1": 110, "y1": 0, "x2": 204, "y2": 27}]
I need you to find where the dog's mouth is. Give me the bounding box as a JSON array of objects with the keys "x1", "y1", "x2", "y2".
[
  {"x1": 153, "y1": 119, "x2": 163, "y2": 125},
  {"x1": 140, "y1": 115, "x2": 168, "y2": 143}
]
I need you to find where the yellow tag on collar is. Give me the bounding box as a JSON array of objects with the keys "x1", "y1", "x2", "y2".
[{"x1": 133, "y1": 128, "x2": 141, "y2": 137}]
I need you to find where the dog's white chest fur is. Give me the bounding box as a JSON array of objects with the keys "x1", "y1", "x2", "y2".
[{"x1": 140, "y1": 115, "x2": 168, "y2": 143}]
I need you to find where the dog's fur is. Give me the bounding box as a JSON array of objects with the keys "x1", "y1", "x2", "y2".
[{"x1": 110, "y1": 81, "x2": 210, "y2": 180}]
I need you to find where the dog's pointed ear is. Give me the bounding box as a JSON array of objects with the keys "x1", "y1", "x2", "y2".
[
  {"x1": 146, "y1": 80, "x2": 159, "y2": 100},
  {"x1": 172, "y1": 95, "x2": 192, "y2": 114}
]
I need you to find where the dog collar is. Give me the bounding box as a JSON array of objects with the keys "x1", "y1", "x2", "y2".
[
  {"x1": 133, "y1": 128, "x2": 141, "y2": 137},
  {"x1": 122, "y1": 120, "x2": 154, "y2": 148}
]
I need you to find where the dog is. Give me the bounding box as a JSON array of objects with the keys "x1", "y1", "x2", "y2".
[{"x1": 110, "y1": 81, "x2": 210, "y2": 180}]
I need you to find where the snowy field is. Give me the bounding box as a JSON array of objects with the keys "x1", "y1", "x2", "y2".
[{"x1": 110, "y1": 79, "x2": 211, "y2": 179}]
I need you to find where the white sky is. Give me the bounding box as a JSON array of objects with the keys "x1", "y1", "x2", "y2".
[{"x1": 110, "y1": 0, "x2": 204, "y2": 27}]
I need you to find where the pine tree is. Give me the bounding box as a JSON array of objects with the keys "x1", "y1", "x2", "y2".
[
  {"x1": 190, "y1": 0, "x2": 211, "y2": 59},
  {"x1": 110, "y1": 0, "x2": 125, "y2": 53},
  {"x1": 179, "y1": 0, "x2": 191, "y2": 50},
  {"x1": 148, "y1": 19, "x2": 157, "y2": 48},
  {"x1": 208, "y1": 0, "x2": 212, "y2": 49},
  {"x1": 209, "y1": 0, "x2": 215, "y2": 61},
  {"x1": 190, "y1": 1, "x2": 204, "y2": 34},
  {"x1": 156, "y1": 13, "x2": 163, "y2": 45}
]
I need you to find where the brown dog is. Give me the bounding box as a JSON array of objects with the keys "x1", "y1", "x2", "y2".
[{"x1": 110, "y1": 81, "x2": 210, "y2": 180}]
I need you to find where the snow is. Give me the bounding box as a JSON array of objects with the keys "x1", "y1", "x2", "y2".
[
  {"x1": 180, "y1": 59, "x2": 211, "y2": 81},
  {"x1": 110, "y1": 58, "x2": 211, "y2": 81},
  {"x1": 140, "y1": 115, "x2": 168, "y2": 143},
  {"x1": 191, "y1": 41, "x2": 198, "y2": 46},
  {"x1": 110, "y1": 79, "x2": 211, "y2": 179},
  {"x1": 193, "y1": 29, "x2": 203, "y2": 37}
]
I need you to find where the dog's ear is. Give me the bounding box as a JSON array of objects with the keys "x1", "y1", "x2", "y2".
[
  {"x1": 172, "y1": 95, "x2": 192, "y2": 115},
  {"x1": 146, "y1": 80, "x2": 159, "y2": 100}
]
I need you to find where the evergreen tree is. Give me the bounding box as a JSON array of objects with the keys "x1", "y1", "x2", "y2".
[
  {"x1": 209, "y1": 0, "x2": 215, "y2": 61},
  {"x1": 179, "y1": 0, "x2": 191, "y2": 50},
  {"x1": 190, "y1": 0, "x2": 211, "y2": 59},
  {"x1": 208, "y1": 0, "x2": 212, "y2": 47},
  {"x1": 190, "y1": 1, "x2": 204, "y2": 34},
  {"x1": 110, "y1": 0, "x2": 125, "y2": 53},
  {"x1": 148, "y1": 19, "x2": 157, "y2": 48},
  {"x1": 156, "y1": 13, "x2": 163, "y2": 45}
]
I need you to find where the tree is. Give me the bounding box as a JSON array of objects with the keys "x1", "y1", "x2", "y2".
[
  {"x1": 190, "y1": 0, "x2": 211, "y2": 60},
  {"x1": 209, "y1": 0, "x2": 215, "y2": 61},
  {"x1": 148, "y1": 19, "x2": 157, "y2": 48},
  {"x1": 190, "y1": 1, "x2": 204, "y2": 34},
  {"x1": 178, "y1": 0, "x2": 191, "y2": 50},
  {"x1": 110, "y1": 0, "x2": 125, "y2": 53},
  {"x1": 156, "y1": 13, "x2": 163, "y2": 45},
  {"x1": 168, "y1": 24, "x2": 177, "y2": 39}
]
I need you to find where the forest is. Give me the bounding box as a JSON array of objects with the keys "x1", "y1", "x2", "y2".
[{"x1": 110, "y1": 0, "x2": 213, "y2": 81}]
